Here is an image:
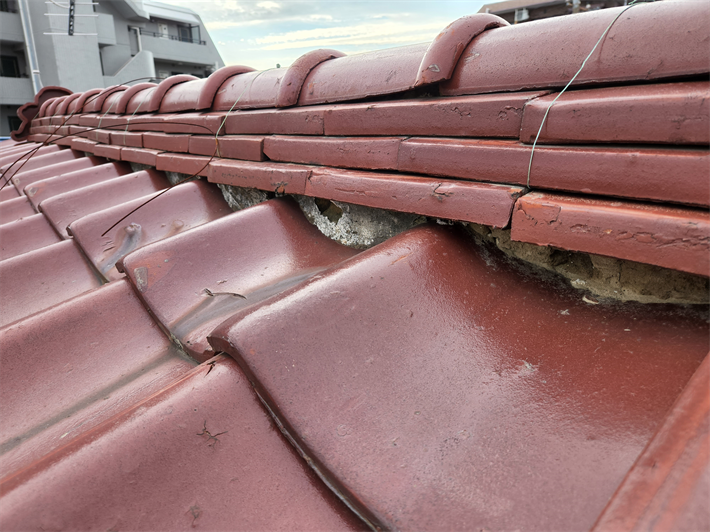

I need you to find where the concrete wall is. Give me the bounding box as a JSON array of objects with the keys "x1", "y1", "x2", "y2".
[
  {"x1": 0, "y1": 77, "x2": 33, "y2": 105},
  {"x1": 0, "y1": 11, "x2": 24, "y2": 43},
  {"x1": 104, "y1": 50, "x2": 155, "y2": 86}
]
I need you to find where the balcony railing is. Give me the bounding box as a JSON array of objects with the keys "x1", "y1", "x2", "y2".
[{"x1": 140, "y1": 30, "x2": 205, "y2": 45}]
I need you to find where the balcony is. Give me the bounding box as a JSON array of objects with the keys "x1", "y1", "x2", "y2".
[
  {"x1": 0, "y1": 10, "x2": 24, "y2": 43},
  {"x1": 0, "y1": 76, "x2": 33, "y2": 105},
  {"x1": 140, "y1": 33, "x2": 213, "y2": 66},
  {"x1": 140, "y1": 30, "x2": 205, "y2": 46}
]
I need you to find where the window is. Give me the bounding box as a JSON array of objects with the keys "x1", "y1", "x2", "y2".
[
  {"x1": 178, "y1": 25, "x2": 191, "y2": 42},
  {"x1": 0, "y1": 0, "x2": 18, "y2": 13},
  {"x1": 0, "y1": 56, "x2": 20, "y2": 78}
]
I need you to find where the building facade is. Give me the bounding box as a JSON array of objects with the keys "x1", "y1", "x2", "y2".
[
  {"x1": 0, "y1": 0, "x2": 224, "y2": 136},
  {"x1": 478, "y1": 0, "x2": 626, "y2": 24}
]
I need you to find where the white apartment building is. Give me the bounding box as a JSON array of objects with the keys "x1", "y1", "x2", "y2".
[{"x1": 0, "y1": 0, "x2": 224, "y2": 135}]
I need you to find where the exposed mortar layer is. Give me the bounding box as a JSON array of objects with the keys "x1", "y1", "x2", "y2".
[
  {"x1": 466, "y1": 223, "x2": 709, "y2": 306},
  {"x1": 217, "y1": 184, "x2": 269, "y2": 211},
  {"x1": 294, "y1": 195, "x2": 427, "y2": 249},
  {"x1": 165, "y1": 171, "x2": 197, "y2": 186},
  {"x1": 128, "y1": 162, "x2": 152, "y2": 173},
  {"x1": 214, "y1": 182, "x2": 708, "y2": 305}
]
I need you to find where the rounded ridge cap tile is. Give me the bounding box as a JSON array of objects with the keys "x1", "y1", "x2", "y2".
[
  {"x1": 71, "y1": 88, "x2": 103, "y2": 114},
  {"x1": 415, "y1": 13, "x2": 508, "y2": 86},
  {"x1": 149, "y1": 75, "x2": 199, "y2": 113},
  {"x1": 56, "y1": 93, "x2": 83, "y2": 116},
  {"x1": 115, "y1": 82, "x2": 157, "y2": 114},
  {"x1": 277, "y1": 48, "x2": 345, "y2": 108},
  {"x1": 197, "y1": 65, "x2": 256, "y2": 110}
]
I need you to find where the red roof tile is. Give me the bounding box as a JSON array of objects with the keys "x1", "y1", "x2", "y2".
[
  {"x1": 0, "y1": 213, "x2": 61, "y2": 261},
  {"x1": 143, "y1": 132, "x2": 190, "y2": 153},
  {"x1": 592, "y1": 355, "x2": 710, "y2": 532},
  {"x1": 154, "y1": 153, "x2": 212, "y2": 177},
  {"x1": 39, "y1": 169, "x2": 169, "y2": 237},
  {"x1": 441, "y1": 1, "x2": 710, "y2": 96},
  {"x1": 397, "y1": 138, "x2": 710, "y2": 206},
  {"x1": 189, "y1": 134, "x2": 264, "y2": 161},
  {"x1": 511, "y1": 192, "x2": 710, "y2": 276},
  {"x1": 305, "y1": 167, "x2": 523, "y2": 227},
  {"x1": 323, "y1": 92, "x2": 548, "y2": 138},
  {"x1": 23, "y1": 161, "x2": 133, "y2": 210},
  {"x1": 520, "y1": 81, "x2": 710, "y2": 146},
  {"x1": 0, "y1": 279, "x2": 195, "y2": 479},
  {"x1": 208, "y1": 158, "x2": 314, "y2": 195},
  {"x1": 1, "y1": 148, "x2": 84, "y2": 181},
  {"x1": 1, "y1": 2, "x2": 709, "y2": 527},
  {"x1": 264, "y1": 135, "x2": 402, "y2": 170},
  {"x1": 119, "y1": 147, "x2": 162, "y2": 167},
  {"x1": 0, "y1": 186, "x2": 20, "y2": 202},
  {"x1": 210, "y1": 224, "x2": 709, "y2": 531},
  {"x1": 0, "y1": 196, "x2": 35, "y2": 225},
  {"x1": 0, "y1": 356, "x2": 366, "y2": 532},
  {"x1": 119, "y1": 198, "x2": 357, "y2": 361},
  {"x1": 225, "y1": 106, "x2": 326, "y2": 135},
  {"x1": 0, "y1": 240, "x2": 102, "y2": 327},
  {"x1": 69, "y1": 180, "x2": 232, "y2": 281}
]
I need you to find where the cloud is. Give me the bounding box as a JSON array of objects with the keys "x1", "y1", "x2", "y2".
[
  {"x1": 255, "y1": 20, "x2": 443, "y2": 50},
  {"x1": 255, "y1": 1, "x2": 280, "y2": 10}
]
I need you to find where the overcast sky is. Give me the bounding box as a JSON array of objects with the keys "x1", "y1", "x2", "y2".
[{"x1": 158, "y1": 1, "x2": 488, "y2": 71}]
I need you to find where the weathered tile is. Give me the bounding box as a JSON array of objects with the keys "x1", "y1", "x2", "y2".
[
  {"x1": 208, "y1": 159, "x2": 313, "y2": 195},
  {"x1": 520, "y1": 82, "x2": 710, "y2": 146},
  {"x1": 0, "y1": 186, "x2": 20, "y2": 202},
  {"x1": 324, "y1": 92, "x2": 547, "y2": 138},
  {"x1": 397, "y1": 138, "x2": 710, "y2": 207},
  {"x1": 1, "y1": 149, "x2": 84, "y2": 181},
  {"x1": 264, "y1": 136, "x2": 401, "y2": 171},
  {"x1": 92, "y1": 144, "x2": 122, "y2": 160},
  {"x1": 120, "y1": 147, "x2": 162, "y2": 167},
  {"x1": 225, "y1": 107, "x2": 326, "y2": 135},
  {"x1": 0, "y1": 196, "x2": 35, "y2": 226},
  {"x1": 441, "y1": 1, "x2": 709, "y2": 96},
  {"x1": 306, "y1": 167, "x2": 523, "y2": 227},
  {"x1": 23, "y1": 161, "x2": 133, "y2": 210},
  {"x1": 511, "y1": 192, "x2": 710, "y2": 276},
  {"x1": 297, "y1": 44, "x2": 429, "y2": 106},
  {"x1": 189, "y1": 135, "x2": 264, "y2": 161},
  {"x1": 592, "y1": 354, "x2": 710, "y2": 532},
  {"x1": 155, "y1": 153, "x2": 212, "y2": 177},
  {"x1": 143, "y1": 132, "x2": 190, "y2": 153},
  {"x1": 11, "y1": 156, "x2": 105, "y2": 193}
]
